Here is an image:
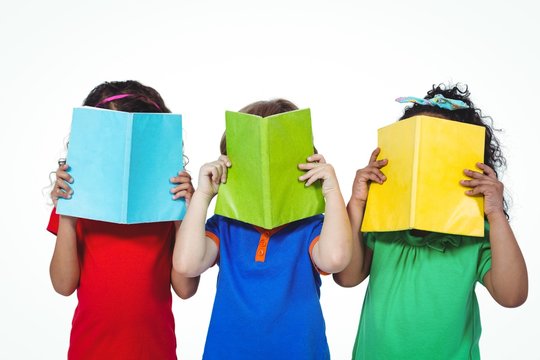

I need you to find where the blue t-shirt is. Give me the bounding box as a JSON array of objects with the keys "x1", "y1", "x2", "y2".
[{"x1": 203, "y1": 214, "x2": 330, "y2": 360}]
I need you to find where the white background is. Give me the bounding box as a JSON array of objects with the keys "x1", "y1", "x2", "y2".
[{"x1": 1, "y1": 0, "x2": 539, "y2": 359}]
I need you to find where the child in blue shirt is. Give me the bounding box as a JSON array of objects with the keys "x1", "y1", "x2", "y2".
[{"x1": 173, "y1": 99, "x2": 352, "y2": 359}]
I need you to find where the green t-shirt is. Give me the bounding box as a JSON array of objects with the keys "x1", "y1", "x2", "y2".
[{"x1": 353, "y1": 227, "x2": 492, "y2": 360}]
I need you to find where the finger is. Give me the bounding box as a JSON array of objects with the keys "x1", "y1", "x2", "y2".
[
  {"x1": 372, "y1": 158, "x2": 388, "y2": 169},
  {"x1": 299, "y1": 165, "x2": 324, "y2": 181},
  {"x1": 220, "y1": 163, "x2": 229, "y2": 184},
  {"x1": 463, "y1": 168, "x2": 487, "y2": 180},
  {"x1": 172, "y1": 190, "x2": 190, "y2": 200},
  {"x1": 210, "y1": 167, "x2": 220, "y2": 185},
  {"x1": 177, "y1": 170, "x2": 192, "y2": 178},
  {"x1": 55, "y1": 186, "x2": 71, "y2": 199},
  {"x1": 300, "y1": 166, "x2": 328, "y2": 185},
  {"x1": 365, "y1": 168, "x2": 386, "y2": 184},
  {"x1": 219, "y1": 155, "x2": 232, "y2": 167},
  {"x1": 57, "y1": 164, "x2": 70, "y2": 173},
  {"x1": 461, "y1": 179, "x2": 478, "y2": 188},
  {"x1": 170, "y1": 174, "x2": 193, "y2": 184},
  {"x1": 56, "y1": 178, "x2": 73, "y2": 194},
  {"x1": 170, "y1": 183, "x2": 193, "y2": 194},
  {"x1": 304, "y1": 165, "x2": 333, "y2": 186},
  {"x1": 476, "y1": 162, "x2": 497, "y2": 179},
  {"x1": 172, "y1": 182, "x2": 195, "y2": 199},
  {"x1": 465, "y1": 185, "x2": 490, "y2": 196},
  {"x1": 298, "y1": 162, "x2": 322, "y2": 171},
  {"x1": 307, "y1": 154, "x2": 326, "y2": 164},
  {"x1": 56, "y1": 168, "x2": 73, "y2": 183},
  {"x1": 212, "y1": 162, "x2": 228, "y2": 184},
  {"x1": 368, "y1": 147, "x2": 381, "y2": 163}
]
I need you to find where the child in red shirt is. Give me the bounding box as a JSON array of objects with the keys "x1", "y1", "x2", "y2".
[{"x1": 48, "y1": 80, "x2": 197, "y2": 360}]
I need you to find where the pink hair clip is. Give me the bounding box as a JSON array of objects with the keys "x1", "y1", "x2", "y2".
[{"x1": 95, "y1": 93, "x2": 162, "y2": 111}]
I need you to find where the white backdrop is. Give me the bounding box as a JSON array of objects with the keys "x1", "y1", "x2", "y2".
[{"x1": 1, "y1": 0, "x2": 538, "y2": 359}]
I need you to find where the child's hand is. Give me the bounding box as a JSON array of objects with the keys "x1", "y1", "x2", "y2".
[
  {"x1": 351, "y1": 148, "x2": 387, "y2": 204},
  {"x1": 461, "y1": 162, "x2": 505, "y2": 217},
  {"x1": 51, "y1": 163, "x2": 74, "y2": 207},
  {"x1": 170, "y1": 171, "x2": 195, "y2": 204},
  {"x1": 298, "y1": 154, "x2": 339, "y2": 198},
  {"x1": 197, "y1": 155, "x2": 231, "y2": 199}
]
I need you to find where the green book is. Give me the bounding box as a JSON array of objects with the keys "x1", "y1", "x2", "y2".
[{"x1": 215, "y1": 108, "x2": 325, "y2": 229}]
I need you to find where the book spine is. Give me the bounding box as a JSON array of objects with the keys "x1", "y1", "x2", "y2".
[
  {"x1": 121, "y1": 116, "x2": 134, "y2": 223},
  {"x1": 410, "y1": 118, "x2": 421, "y2": 227},
  {"x1": 261, "y1": 118, "x2": 271, "y2": 228}
]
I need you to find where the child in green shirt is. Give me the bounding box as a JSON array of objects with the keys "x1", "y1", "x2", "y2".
[{"x1": 335, "y1": 84, "x2": 528, "y2": 360}]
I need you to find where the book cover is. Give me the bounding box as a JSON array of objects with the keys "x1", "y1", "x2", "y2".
[
  {"x1": 361, "y1": 115, "x2": 486, "y2": 237},
  {"x1": 215, "y1": 108, "x2": 325, "y2": 229},
  {"x1": 56, "y1": 107, "x2": 186, "y2": 224}
]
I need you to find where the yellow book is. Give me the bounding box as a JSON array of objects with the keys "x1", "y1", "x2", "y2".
[{"x1": 361, "y1": 115, "x2": 486, "y2": 237}]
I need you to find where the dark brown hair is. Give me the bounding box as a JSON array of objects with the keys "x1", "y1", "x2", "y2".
[{"x1": 83, "y1": 80, "x2": 171, "y2": 113}]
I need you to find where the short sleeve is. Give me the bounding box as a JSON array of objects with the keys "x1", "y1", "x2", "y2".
[
  {"x1": 205, "y1": 215, "x2": 221, "y2": 256},
  {"x1": 47, "y1": 208, "x2": 60, "y2": 235},
  {"x1": 306, "y1": 215, "x2": 327, "y2": 275},
  {"x1": 363, "y1": 232, "x2": 376, "y2": 250},
  {"x1": 477, "y1": 224, "x2": 492, "y2": 285},
  {"x1": 307, "y1": 215, "x2": 324, "y2": 242}
]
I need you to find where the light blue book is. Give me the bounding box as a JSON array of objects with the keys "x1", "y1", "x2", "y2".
[{"x1": 56, "y1": 107, "x2": 186, "y2": 224}]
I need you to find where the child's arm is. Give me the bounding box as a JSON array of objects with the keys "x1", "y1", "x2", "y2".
[
  {"x1": 50, "y1": 165, "x2": 80, "y2": 296},
  {"x1": 299, "y1": 154, "x2": 352, "y2": 274},
  {"x1": 171, "y1": 261, "x2": 200, "y2": 299},
  {"x1": 50, "y1": 216, "x2": 80, "y2": 296},
  {"x1": 169, "y1": 170, "x2": 200, "y2": 298},
  {"x1": 173, "y1": 156, "x2": 230, "y2": 278},
  {"x1": 334, "y1": 148, "x2": 387, "y2": 287},
  {"x1": 462, "y1": 163, "x2": 528, "y2": 307}
]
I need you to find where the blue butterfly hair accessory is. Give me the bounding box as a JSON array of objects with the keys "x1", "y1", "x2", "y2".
[{"x1": 395, "y1": 94, "x2": 469, "y2": 110}]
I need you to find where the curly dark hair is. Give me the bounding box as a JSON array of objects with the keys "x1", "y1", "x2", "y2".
[
  {"x1": 83, "y1": 80, "x2": 171, "y2": 113},
  {"x1": 400, "y1": 83, "x2": 509, "y2": 216}
]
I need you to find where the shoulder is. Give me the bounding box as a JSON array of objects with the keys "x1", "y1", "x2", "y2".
[
  {"x1": 283, "y1": 215, "x2": 324, "y2": 240},
  {"x1": 284, "y1": 214, "x2": 324, "y2": 232},
  {"x1": 294, "y1": 214, "x2": 324, "y2": 228},
  {"x1": 206, "y1": 214, "x2": 241, "y2": 227},
  {"x1": 206, "y1": 215, "x2": 251, "y2": 234}
]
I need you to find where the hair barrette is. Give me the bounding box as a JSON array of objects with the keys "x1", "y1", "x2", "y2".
[
  {"x1": 95, "y1": 93, "x2": 162, "y2": 111},
  {"x1": 395, "y1": 94, "x2": 469, "y2": 110}
]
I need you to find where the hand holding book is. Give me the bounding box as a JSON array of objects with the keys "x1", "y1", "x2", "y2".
[
  {"x1": 350, "y1": 148, "x2": 388, "y2": 207},
  {"x1": 56, "y1": 107, "x2": 186, "y2": 224},
  {"x1": 461, "y1": 162, "x2": 505, "y2": 218},
  {"x1": 361, "y1": 115, "x2": 485, "y2": 236},
  {"x1": 298, "y1": 154, "x2": 340, "y2": 198},
  {"x1": 215, "y1": 109, "x2": 325, "y2": 229},
  {"x1": 170, "y1": 171, "x2": 195, "y2": 204},
  {"x1": 52, "y1": 163, "x2": 74, "y2": 207},
  {"x1": 197, "y1": 155, "x2": 231, "y2": 200}
]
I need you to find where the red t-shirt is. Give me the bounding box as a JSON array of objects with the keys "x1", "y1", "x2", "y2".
[{"x1": 47, "y1": 209, "x2": 177, "y2": 360}]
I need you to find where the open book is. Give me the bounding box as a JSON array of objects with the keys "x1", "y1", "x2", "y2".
[
  {"x1": 215, "y1": 108, "x2": 325, "y2": 229},
  {"x1": 361, "y1": 115, "x2": 486, "y2": 237},
  {"x1": 56, "y1": 107, "x2": 186, "y2": 224}
]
